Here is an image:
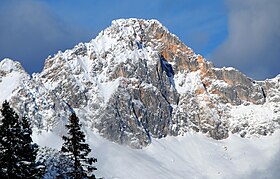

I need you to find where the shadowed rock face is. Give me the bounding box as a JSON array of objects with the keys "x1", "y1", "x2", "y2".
[{"x1": 1, "y1": 19, "x2": 279, "y2": 148}]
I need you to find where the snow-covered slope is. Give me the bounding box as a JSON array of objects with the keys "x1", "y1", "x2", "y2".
[
  {"x1": 0, "y1": 58, "x2": 30, "y2": 102},
  {"x1": 33, "y1": 129, "x2": 280, "y2": 179}
]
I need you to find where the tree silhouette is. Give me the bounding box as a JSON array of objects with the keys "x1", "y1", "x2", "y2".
[
  {"x1": 0, "y1": 100, "x2": 44, "y2": 178},
  {"x1": 61, "y1": 113, "x2": 97, "y2": 178}
]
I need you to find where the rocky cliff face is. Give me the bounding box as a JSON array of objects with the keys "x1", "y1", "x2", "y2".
[{"x1": 1, "y1": 19, "x2": 279, "y2": 148}]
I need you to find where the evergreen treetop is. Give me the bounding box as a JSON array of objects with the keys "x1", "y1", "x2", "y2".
[{"x1": 61, "y1": 113, "x2": 97, "y2": 179}]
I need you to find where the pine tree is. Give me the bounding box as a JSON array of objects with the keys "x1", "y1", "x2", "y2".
[
  {"x1": 61, "y1": 113, "x2": 97, "y2": 179},
  {"x1": 18, "y1": 116, "x2": 45, "y2": 178},
  {"x1": 0, "y1": 100, "x2": 23, "y2": 178},
  {"x1": 0, "y1": 101, "x2": 44, "y2": 178}
]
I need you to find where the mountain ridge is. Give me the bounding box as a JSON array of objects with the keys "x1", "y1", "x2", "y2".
[{"x1": 0, "y1": 18, "x2": 279, "y2": 148}]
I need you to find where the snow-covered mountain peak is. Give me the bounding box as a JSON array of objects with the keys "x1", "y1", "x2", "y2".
[
  {"x1": 1, "y1": 19, "x2": 279, "y2": 178},
  {"x1": 108, "y1": 18, "x2": 169, "y2": 40},
  {"x1": 0, "y1": 58, "x2": 30, "y2": 103},
  {"x1": 1, "y1": 18, "x2": 280, "y2": 149},
  {"x1": 0, "y1": 58, "x2": 26, "y2": 74},
  {"x1": 98, "y1": 18, "x2": 167, "y2": 41},
  {"x1": 88, "y1": 18, "x2": 193, "y2": 61},
  {"x1": 111, "y1": 18, "x2": 164, "y2": 28}
]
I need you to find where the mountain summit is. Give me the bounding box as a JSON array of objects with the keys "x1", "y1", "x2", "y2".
[{"x1": 0, "y1": 18, "x2": 279, "y2": 148}]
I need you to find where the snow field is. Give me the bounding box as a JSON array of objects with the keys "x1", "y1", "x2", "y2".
[{"x1": 33, "y1": 129, "x2": 280, "y2": 179}]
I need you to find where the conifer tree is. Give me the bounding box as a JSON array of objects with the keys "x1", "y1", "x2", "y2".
[
  {"x1": 61, "y1": 113, "x2": 97, "y2": 179},
  {"x1": 0, "y1": 101, "x2": 44, "y2": 178},
  {"x1": 19, "y1": 116, "x2": 45, "y2": 178},
  {"x1": 0, "y1": 100, "x2": 22, "y2": 178}
]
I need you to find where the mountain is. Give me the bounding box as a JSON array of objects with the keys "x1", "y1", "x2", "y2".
[
  {"x1": 0, "y1": 19, "x2": 280, "y2": 179},
  {"x1": 0, "y1": 58, "x2": 30, "y2": 102},
  {"x1": 0, "y1": 18, "x2": 280, "y2": 177}
]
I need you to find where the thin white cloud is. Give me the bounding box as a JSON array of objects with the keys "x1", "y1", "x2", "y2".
[{"x1": 212, "y1": 0, "x2": 280, "y2": 80}]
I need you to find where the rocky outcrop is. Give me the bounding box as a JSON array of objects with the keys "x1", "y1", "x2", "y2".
[{"x1": 0, "y1": 18, "x2": 279, "y2": 148}]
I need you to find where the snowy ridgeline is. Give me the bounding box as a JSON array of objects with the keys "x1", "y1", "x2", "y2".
[{"x1": 33, "y1": 129, "x2": 280, "y2": 179}]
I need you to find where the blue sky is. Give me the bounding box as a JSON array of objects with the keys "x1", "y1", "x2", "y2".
[{"x1": 0, "y1": 0, "x2": 279, "y2": 80}]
